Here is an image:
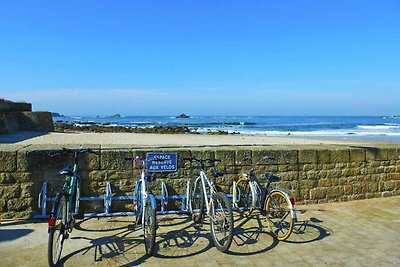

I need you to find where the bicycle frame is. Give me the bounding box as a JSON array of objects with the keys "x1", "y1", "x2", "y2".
[
  {"x1": 67, "y1": 163, "x2": 80, "y2": 219},
  {"x1": 132, "y1": 159, "x2": 157, "y2": 227},
  {"x1": 233, "y1": 158, "x2": 297, "y2": 222},
  {"x1": 194, "y1": 169, "x2": 217, "y2": 217}
]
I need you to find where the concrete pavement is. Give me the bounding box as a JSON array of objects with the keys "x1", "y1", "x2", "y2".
[{"x1": 1, "y1": 196, "x2": 399, "y2": 266}]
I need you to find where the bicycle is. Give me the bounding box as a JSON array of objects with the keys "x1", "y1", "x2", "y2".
[
  {"x1": 47, "y1": 148, "x2": 98, "y2": 267},
  {"x1": 125, "y1": 155, "x2": 162, "y2": 256},
  {"x1": 232, "y1": 156, "x2": 297, "y2": 241},
  {"x1": 185, "y1": 157, "x2": 234, "y2": 253}
]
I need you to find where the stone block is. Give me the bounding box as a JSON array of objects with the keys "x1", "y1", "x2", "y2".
[
  {"x1": 310, "y1": 188, "x2": 327, "y2": 200},
  {"x1": 387, "y1": 148, "x2": 400, "y2": 160},
  {"x1": 252, "y1": 149, "x2": 298, "y2": 165},
  {"x1": 0, "y1": 101, "x2": 31, "y2": 112},
  {"x1": 0, "y1": 151, "x2": 17, "y2": 172},
  {"x1": 0, "y1": 199, "x2": 7, "y2": 211},
  {"x1": 326, "y1": 186, "x2": 344, "y2": 199},
  {"x1": 12, "y1": 172, "x2": 33, "y2": 183},
  {"x1": 330, "y1": 149, "x2": 350, "y2": 163},
  {"x1": 20, "y1": 183, "x2": 35, "y2": 198},
  {"x1": 350, "y1": 149, "x2": 366, "y2": 162},
  {"x1": 318, "y1": 179, "x2": 331, "y2": 187},
  {"x1": 235, "y1": 149, "x2": 252, "y2": 165},
  {"x1": 366, "y1": 148, "x2": 378, "y2": 162},
  {"x1": 279, "y1": 171, "x2": 298, "y2": 181},
  {"x1": 21, "y1": 111, "x2": 54, "y2": 131},
  {"x1": 215, "y1": 150, "x2": 235, "y2": 166},
  {"x1": 375, "y1": 149, "x2": 388, "y2": 161},
  {"x1": 384, "y1": 181, "x2": 396, "y2": 191},
  {"x1": 0, "y1": 173, "x2": 15, "y2": 184},
  {"x1": 368, "y1": 182, "x2": 379, "y2": 193},
  {"x1": 317, "y1": 150, "x2": 330, "y2": 164},
  {"x1": 170, "y1": 149, "x2": 191, "y2": 168},
  {"x1": 101, "y1": 150, "x2": 133, "y2": 170},
  {"x1": 298, "y1": 149, "x2": 317, "y2": 164},
  {"x1": 17, "y1": 148, "x2": 93, "y2": 172},
  {"x1": 0, "y1": 185, "x2": 20, "y2": 199},
  {"x1": 343, "y1": 185, "x2": 353, "y2": 195},
  {"x1": 382, "y1": 191, "x2": 394, "y2": 197},
  {"x1": 7, "y1": 198, "x2": 34, "y2": 211},
  {"x1": 89, "y1": 170, "x2": 132, "y2": 181},
  {"x1": 190, "y1": 149, "x2": 215, "y2": 167}
]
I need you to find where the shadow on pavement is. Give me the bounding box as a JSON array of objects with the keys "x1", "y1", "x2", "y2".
[
  {"x1": 154, "y1": 222, "x2": 213, "y2": 259},
  {"x1": 0, "y1": 228, "x2": 34, "y2": 242},
  {"x1": 286, "y1": 217, "x2": 332, "y2": 244},
  {"x1": 64, "y1": 228, "x2": 150, "y2": 266},
  {"x1": 227, "y1": 214, "x2": 279, "y2": 256},
  {"x1": 74, "y1": 217, "x2": 131, "y2": 232}
]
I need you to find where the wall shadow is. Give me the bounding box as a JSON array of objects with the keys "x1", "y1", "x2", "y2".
[
  {"x1": 0, "y1": 131, "x2": 50, "y2": 143},
  {"x1": 0, "y1": 228, "x2": 34, "y2": 242}
]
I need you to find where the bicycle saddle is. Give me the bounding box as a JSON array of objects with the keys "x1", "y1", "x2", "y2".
[
  {"x1": 266, "y1": 172, "x2": 280, "y2": 182},
  {"x1": 211, "y1": 169, "x2": 224, "y2": 177},
  {"x1": 59, "y1": 165, "x2": 73, "y2": 176}
]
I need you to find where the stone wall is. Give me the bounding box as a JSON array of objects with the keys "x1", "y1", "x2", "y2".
[
  {"x1": 0, "y1": 144, "x2": 399, "y2": 219},
  {"x1": 0, "y1": 100, "x2": 54, "y2": 134}
]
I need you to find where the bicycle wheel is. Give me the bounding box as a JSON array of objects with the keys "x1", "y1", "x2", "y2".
[
  {"x1": 190, "y1": 179, "x2": 205, "y2": 224},
  {"x1": 265, "y1": 190, "x2": 294, "y2": 241},
  {"x1": 143, "y1": 195, "x2": 157, "y2": 255},
  {"x1": 210, "y1": 192, "x2": 234, "y2": 252},
  {"x1": 48, "y1": 193, "x2": 67, "y2": 267},
  {"x1": 233, "y1": 178, "x2": 255, "y2": 217}
]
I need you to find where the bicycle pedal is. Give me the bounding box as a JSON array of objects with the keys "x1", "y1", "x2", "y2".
[{"x1": 127, "y1": 224, "x2": 135, "y2": 231}]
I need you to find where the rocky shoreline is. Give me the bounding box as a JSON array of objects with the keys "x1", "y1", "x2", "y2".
[{"x1": 54, "y1": 122, "x2": 233, "y2": 135}]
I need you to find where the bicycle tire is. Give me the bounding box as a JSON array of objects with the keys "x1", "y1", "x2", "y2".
[
  {"x1": 143, "y1": 195, "x2": 157, "y2": 255},
  {"x1": 233, "y1": 178, "x2": 255, "y2": 217},
  {"x1": 265, "y1": 190, "x2": 294, "y2": 241},
  {"x1": 190, "y1": 179, "x2": 205, "y2": 224},
  {"x1": 210, "y1": 192, "x2": 234, "y2": 252},
  {"x1": 48, "y1": 193, "x2": 67, "y2": 267}
]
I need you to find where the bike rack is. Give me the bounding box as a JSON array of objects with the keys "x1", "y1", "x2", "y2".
[{"x1": 35, "y1": 180, "x2": 192, "y2": 219}]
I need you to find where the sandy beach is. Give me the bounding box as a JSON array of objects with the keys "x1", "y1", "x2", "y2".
[{"x1": 0, "y1": 131, "x2": 398, "y2": 148}]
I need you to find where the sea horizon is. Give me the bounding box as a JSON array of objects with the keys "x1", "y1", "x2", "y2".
[{"x1": 53, "y1": 114, "x2": 400, "y2": 141}]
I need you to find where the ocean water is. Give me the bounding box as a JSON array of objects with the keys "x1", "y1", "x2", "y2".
[{"x1": 53, "y1": 115, "x2": 400, "y2": 141}]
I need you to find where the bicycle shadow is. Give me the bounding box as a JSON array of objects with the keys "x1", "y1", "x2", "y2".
[
  {"x1": 74, "y1": 217, "x2": 132, "y2": 232},
  {"x1": 285, "y1": 217, "x2": 332, "y2": 244},
  {"x1": 61, "y1": 227, "x2": 152, "y2": 266},
  {"x1": 59, "y1": 215, "x2": 212, "y2": 266},
  {"x1": 153, "y1": 222, "x2": 213, "y2": 259},
  {"x1": 227, "y1": 211, "x2": 331, "y2": 255},
  {"x1": 227, "y1": 214, "x2": 279, "y2": 255}
]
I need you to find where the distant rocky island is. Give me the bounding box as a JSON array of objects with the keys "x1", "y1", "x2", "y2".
[{"x1": 176, "y1": 113, "x2": 190, "y2": 119}]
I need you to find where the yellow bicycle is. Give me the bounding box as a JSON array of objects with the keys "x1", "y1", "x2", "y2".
[{"x1": 232, "y1": 156, "x2": 297, "y2": 241}]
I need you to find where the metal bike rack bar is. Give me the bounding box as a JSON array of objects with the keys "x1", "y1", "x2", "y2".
[{"x1": 34, "y1": 180, "x2": 191, "y2": 219}]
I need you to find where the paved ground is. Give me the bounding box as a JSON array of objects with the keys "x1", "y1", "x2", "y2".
[{"x1": 1, "y1": 196, "x2": 399, "y2": 266}]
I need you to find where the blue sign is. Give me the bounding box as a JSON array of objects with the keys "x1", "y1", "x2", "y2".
[{"x1": 146, "y1": 152, "x2": 178, "y2": 172}]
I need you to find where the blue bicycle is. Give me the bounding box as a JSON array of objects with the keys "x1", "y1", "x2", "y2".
[{"x1": 47, "y1": 148, "x2": 98, "y2": 267}]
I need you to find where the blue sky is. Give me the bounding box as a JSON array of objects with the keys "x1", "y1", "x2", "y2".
[{"x1": 1, "y1": 1, "x2": 399, "y2": 116}]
